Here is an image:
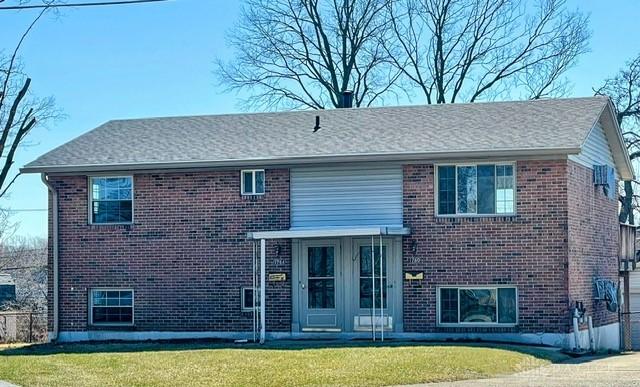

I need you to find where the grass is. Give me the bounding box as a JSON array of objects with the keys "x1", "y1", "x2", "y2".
[{"x1": 0, "y1": 341, "x2": 569, "y2": 386}]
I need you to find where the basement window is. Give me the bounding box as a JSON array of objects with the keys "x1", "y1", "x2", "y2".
[
  {"x1": 90, "y1": 176, "x2": 133, "y2": 224},
  {"x1": 241, "y1": 169, "x2": 265, "y2": 195},
  {"x1": 437, "y1": 286, "x2": 517, "y2": 326},
  {"x1": 89, "y1": 289, "x2": 134, "y2": 326},
  {"x1": 241, "y1": 286, "x2": 260, "y2": 312},
  {"x1": 436, "y1": 164, "x2": 515, "y2": 216}
]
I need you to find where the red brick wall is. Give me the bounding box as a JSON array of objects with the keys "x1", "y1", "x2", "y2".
[
  {"x1": 567, "y1": 161, "x2": 619, "y2": 328},
  {"x1": 402, "y1": 160, "x2": 572, "y2": 333},
  {"x1": 48, "y1": 169, "x2": 291, "y2": 333},
  {"x1": 46, "y1": 159, "x2": 619, "y2": 337}
]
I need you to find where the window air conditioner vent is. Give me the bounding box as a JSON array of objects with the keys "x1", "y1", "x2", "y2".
[{"x1": 593, "y1": 165, "x2": 616, "y2": 200}]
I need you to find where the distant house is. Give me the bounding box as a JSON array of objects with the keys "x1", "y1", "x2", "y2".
[
  {"x1": 22, "y1": 96, "x2": 637, "y2": 350},
  {"x1": 0, "y1": 273, "x2": 16, "y2": 308}
]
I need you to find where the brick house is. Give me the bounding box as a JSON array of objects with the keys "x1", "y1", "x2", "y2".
[{"x1": 22, "y1": 96, "x2": 635, "y2": 350}]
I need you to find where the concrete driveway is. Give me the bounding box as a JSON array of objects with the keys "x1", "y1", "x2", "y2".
[{"x1": 427, "y1": 352, "x2": 640, "y2": 387}]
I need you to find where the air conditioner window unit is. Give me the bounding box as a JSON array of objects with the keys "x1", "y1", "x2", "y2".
[{"x1": 593, "y1": 165, "x2": 616, "y2": 200}]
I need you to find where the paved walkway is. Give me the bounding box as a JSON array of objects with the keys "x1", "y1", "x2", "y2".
[
  {"x1": 426, "y1": 352, "x2": 640, "y2": 386},
  {"x1": 0, "y1": 381, "x2": 17, "y2": 387}
]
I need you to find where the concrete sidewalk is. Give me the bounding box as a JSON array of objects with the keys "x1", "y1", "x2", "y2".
[{"x1": 424, "y1": 352, "x2": 640, "y2": 386}]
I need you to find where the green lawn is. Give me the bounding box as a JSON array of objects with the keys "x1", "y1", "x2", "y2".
[{"x1": 0, "y1": 341, "x2": 568, "y2": 386}]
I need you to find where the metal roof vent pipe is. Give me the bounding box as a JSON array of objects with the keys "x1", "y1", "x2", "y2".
[{"x1": 341, "y1": 90, "x2": 353, "y2": 108}]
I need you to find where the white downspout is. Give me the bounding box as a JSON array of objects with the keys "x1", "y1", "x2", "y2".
[
  {"x1": 260, "y1": 238, "x2": 266, "y2": 344},
  {"x1": 41, "y1": 173, "x2": 58, "y2": 342}
]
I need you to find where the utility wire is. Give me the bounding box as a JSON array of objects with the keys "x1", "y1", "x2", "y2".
[
  {"x1": 0, "y1": 208, "x2": 47, "y2": 212},
  {"x1": 1, "y1": 265, "x2": 45, "y2": 270},
  {"x1": 0, "y1": 0, "x2": 169, "y2": 10}
]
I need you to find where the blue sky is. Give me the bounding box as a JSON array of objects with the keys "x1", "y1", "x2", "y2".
[{"x1": 0, "y1": 0, "x2": 639, "y2": 239}]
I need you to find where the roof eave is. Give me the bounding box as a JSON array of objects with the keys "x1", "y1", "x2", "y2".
[
  {"x1": 599, "y1": 99, "x2": 635, "y2": 181},
  {"x1": 21, "y1": 147, "x2": 581, "y2": 174}
]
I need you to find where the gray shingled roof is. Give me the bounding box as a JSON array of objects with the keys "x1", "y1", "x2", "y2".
[{"x1": 23, "y1": 97, "x2": 613, "y2": 173}]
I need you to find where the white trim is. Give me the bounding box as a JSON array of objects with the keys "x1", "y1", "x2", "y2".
[
  {"x1": 434, "y1": 162, "x2": 516, "y2": 217},
  {"x1": 88, "y1": 175, "x2": 134, "y2": 225},
  {"x1": 88, "y1": 288, "x2": 135, "y2": 327},
  {"x1": 600, "y1": 100, "x2": 634, "y2": 180},
  {"x1": 240, "y1": 169, "x2": 265, "y2": 196},
  {"x1": 41, "y1": 174, "x2": 59, "y2": 341},
  {"x1": 247, "y1": 226, "x2": 410, "y2": 240},
  {"x1": 260, "y1": 239, "x2": 266, "y2": 344},
  {"x1": 436, "y1": 286, "x2": 518, "y2": 327}
]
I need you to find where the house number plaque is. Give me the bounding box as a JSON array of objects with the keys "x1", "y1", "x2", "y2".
[
  {"x1": 404, "y1": 271, "x2": 424, "y2": 281},
  {"x1": 268, "y1": 273, "x2": 287, "y2": 282}
]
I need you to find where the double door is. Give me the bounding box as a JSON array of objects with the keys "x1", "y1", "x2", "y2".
[{"x1": 295, "y1": 237, "x2": 400, "y2": 332}]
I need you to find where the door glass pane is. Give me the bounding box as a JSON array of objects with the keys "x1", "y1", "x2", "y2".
[
  {"x1": 359, "y1": 246, "x2": 387, "y2": 308},
  {"x1": 308, "y1": 247, "x2": 334, "y2": 277},
  {"x1": 460, "y1": 288, "x2": 497, "y2": 323},
  {"x1": 308, "y1": 279, "x2": 335, "y2": 309},
  {"x1": 307, "y1": 247, "x2": 335, "y2": 309}
]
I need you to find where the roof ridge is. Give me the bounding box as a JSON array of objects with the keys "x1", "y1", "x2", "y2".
[{"x1": 107, "y1": 96, "x2": 606, "y2": 123}]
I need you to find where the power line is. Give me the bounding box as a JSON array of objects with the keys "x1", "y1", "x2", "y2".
[
  {"x1": 0, "y1": 208, "x2": 47, "y2": 212},
  {"x1": 1, "y1": 265, "x2": 45, "y2": 270},
  {"x1": 0, "y1": 0, "x2": 170, "y2": 10}
]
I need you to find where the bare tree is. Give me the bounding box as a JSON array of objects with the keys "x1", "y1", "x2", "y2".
[
  {"x1": 0, "y1": 237, "x2": 47, "y2": 312},
  {"x1": 385, "y1": 0, "x2": 589, "y2": 103},
  {"x1": 0, "y1": 209, "x2": 46, "y2": 312},
  {"x1": 595, "y1": 53, "x2": 640, "y2": 225},
  {"x1": 216, "y1": 0, "x2": 403, "y2": 110},
  {"x1": 0, "y1": 4, "x2": 60, "y2": 198}
]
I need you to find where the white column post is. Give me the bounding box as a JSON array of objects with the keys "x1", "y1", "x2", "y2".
[
  {"x1": 380, "y1": 234, "x2": 384, "y2": 342},
  {"x1": 260, "y1": 238, "x2": 266, "y2": 344},
  {"x1": 252, "y1": 241, "x2": 257, "y2": 343},
  {"x1": 371, "y1": 235, "x2": 376, "y2": 341}
]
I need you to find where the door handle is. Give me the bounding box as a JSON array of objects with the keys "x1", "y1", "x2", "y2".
[{"x1": 300, "y1": 282, "x2": 305, "y2": 289}]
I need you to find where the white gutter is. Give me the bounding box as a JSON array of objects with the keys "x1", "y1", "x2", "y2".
[
  {"x1": 20, "y1": 147, "x2": 581, "y2": 174},
  {"x1": 40, "y1": 173, "x2": 59, "y2": 342}
]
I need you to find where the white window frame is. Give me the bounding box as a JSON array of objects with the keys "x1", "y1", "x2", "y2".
[
  {"x1": 240, "y1": 169, "x2": 265, "y2": 196},
  {"x1": 88, "y1": 175, "x2": 134, "y2": 225},
  {"x1": 88, "y1": 288, "x2": 135, "y2": 327},
  {"x1": 241, "y1": 286, "x2": 260, "y2": 312},
  {"x1": 435, "y1": 162, "x2": 516, "y2": 217},
  {"x1": 436, "y1": 285, "x2": 518, "y2": 327}
]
